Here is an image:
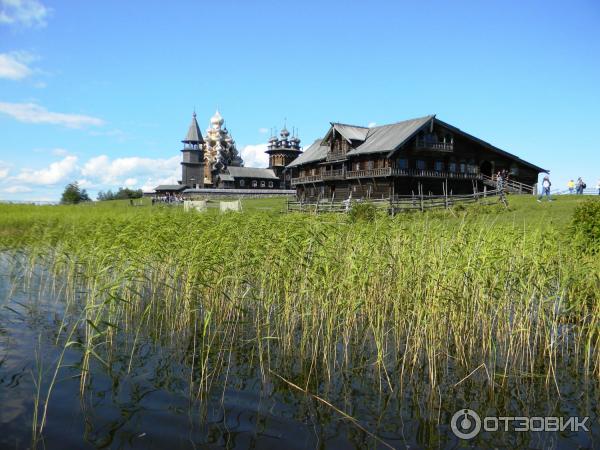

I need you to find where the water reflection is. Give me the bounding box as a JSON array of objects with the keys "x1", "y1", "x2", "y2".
[{"x1": 0, "y1": 254, "x2": 598, "y2": 449}]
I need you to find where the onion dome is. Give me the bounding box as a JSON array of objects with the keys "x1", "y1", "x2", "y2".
[
  {"x1": 280, "y1": 127, "x2": 290, "y2": 139},
  {"x1": 290, "y1": 136, "x2": 301, "y2": 149},
  {"x1": 210, "y1": 110, "x2": 224, "y2": 127}
]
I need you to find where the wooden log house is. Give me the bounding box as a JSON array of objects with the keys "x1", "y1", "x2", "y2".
[{"x1": 287, "y1": 115, "x2": 545, "y2": 200}]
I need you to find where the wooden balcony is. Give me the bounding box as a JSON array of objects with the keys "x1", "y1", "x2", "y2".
[
  {"x1": 322, "y1": 169, "x2": 346, "y2": 180},
  {"x1": 393, "y1": 169, "x2": 480, "y2": 179},
  {"x1": 291, "y1": 168, "x2": 481, "y2": 185},
  {"x1": 290, "y1": 174, "x2": 323, "y2": 186},
  {"x1": 415, "y1": 139, "x2": 454, "y2": 152},
  {"x1": 346, "y1": 167, "x2": 392, "y2": 179},
  {"x1": 325, "y1": 151, "x2": 348, "y2": 162}
]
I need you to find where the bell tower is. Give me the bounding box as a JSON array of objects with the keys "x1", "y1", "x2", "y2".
[
  {"x1": 266, "y1": 124, "x2": 302, "y2": 187},
  {"x1": 181, "y1": 112, "x2": 205, "y2": 189}
]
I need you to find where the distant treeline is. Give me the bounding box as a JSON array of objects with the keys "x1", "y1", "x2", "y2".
[{"x1": 97, "y1": 187, "x2": 143, "y2": 201}]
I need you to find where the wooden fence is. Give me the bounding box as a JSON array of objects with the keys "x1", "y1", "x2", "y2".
[{"x1": 287, "y1": 188, "x2": 507, "y2": 214}]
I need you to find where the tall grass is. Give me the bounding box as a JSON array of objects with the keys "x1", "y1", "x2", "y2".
[{"x1": 1, "y1": 198, "x2": 599, "y2": 436}]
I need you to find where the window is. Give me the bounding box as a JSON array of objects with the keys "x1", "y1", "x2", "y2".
[
  {"x1": 354, "y1": 161, "x2": 360, "y2": 171},
  {"x1": 268, "y1": 181, "x2": 273, "y2": 188},
  {"x1": 260, "y1": 181, "x2": 266, "y2": 188},
  {"x1": 459, "y1": 161, "x2": 466, "y2": 173},
  {"x1": 467, "y1": 159, "x2": 476, "y2": 174},
  {"x1": 367, "y1": 160, "x2": 374, "y2": 170},
  {"x1": 434, "y1": 160, "x2": 444, "y2": 172},
  {"x1": 416, "y1": 160, "x2": 426, "y2": 170},
  {"x1": 397, "y1": 158, "x2": 408, "y2": 169},
  {"x1": 449, "y1": 161, "x2": 457, "y2": 172},
  {"x1": 240, "y1": 179, "x2": 245, "y2": 187},
  {"x1": 252, "y1": 180, "x2": 258, "y2": 188}
]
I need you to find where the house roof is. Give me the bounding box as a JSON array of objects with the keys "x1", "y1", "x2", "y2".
[
  {"x1": 183, "y1": 113, "x2": 204, "y2": 143},
  {"x1": 225, "y1": 166, "x2": 279, "y2": 180},
  {"x1": 217, "y1": 173, "x2": 235, "y2": 182},
  {"x1": 350, "y1": 115, "x2": 434, "y2": 155},
  {"x1": 287, "y1": 139, "x2": 329, "y2": 167},
  {"x1": 433, "y1": 119, "x2": 547, "y2": 173},
  {"x1": 326, "y1": 123, "x2": 370, "y2": 142},
  {"x1": 286, "y1": 115, "x2": 546, "y2": 172}
]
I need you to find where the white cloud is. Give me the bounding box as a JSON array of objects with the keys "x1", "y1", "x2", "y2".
[
  {"x1": 240, "y1": 143, "x2": 269, "y2": 168},
  {"x1": 124, "y1": 177, "x2": 137, "y2": 187},
  {"x1": 0, "y1": 102, "x2": 105, "y2": 128},
  {"x1": 0, "y1": 0, "x2": 49, "y2": 27},
  {"x1": 368, "y1": 122, "x2": 377, "y2": 128},
  {"x1": 140, "y1": 176, "x2": 178, "y2": 193},
  {"x1": 13, "y1": 155, "x2": 77, "y2": 185},
  {"x1": 258, "y1": 127, "x2": 269, "y2": 134},
  {"x1": 0, "y1": 51, "x2": 35, "y2": 80},
  {"x1": 0, "y1": 161, "x2": 9, "y2": 179},
  {"x1": 81, "y1": 154, "x2": 180, "y2": 188},
  {"x1": 3, "y1": 185, "x2": 31, "y2": 193},
  {"x1": 77, "y1": 178, "x2": 94, "y2": 189}
]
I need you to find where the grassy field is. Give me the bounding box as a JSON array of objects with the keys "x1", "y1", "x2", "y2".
[{"x1": 1, "y1": 194, "x2": 598, "y2": 445}]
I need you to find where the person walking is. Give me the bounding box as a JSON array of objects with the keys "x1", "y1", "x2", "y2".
[
  {"x1": 567, "y1": 179, "x2": 575, "y2": 194},
  {"x1": 496, "y1": 170, "x2": 504, "y2": 191},
  {"x1": 576, "y1": 177, "x2": 585, "y2": 195},
  {"x1": 597, "y1": 178, "x2": 600, "y2": 195},
  {"x1": 537, "y1": 176, "x2": 552, "y2": 202}
]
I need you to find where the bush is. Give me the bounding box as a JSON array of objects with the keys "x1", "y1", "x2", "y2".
[
  {"x1": 97, "y1": 187, "x2": 143, "y2": 201},
  {"x1": 60, "y1": 182, "x2": 90, "y2": 204},
  {"x1": 348, "y1": 201, "x2": 378, "y2": 222},
  {"x1": 571, "y1": 199, "x2": 600, "y2": 253}
]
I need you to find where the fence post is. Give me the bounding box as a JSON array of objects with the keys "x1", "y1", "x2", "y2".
[{"x1": 443, "y1": 181, "x2": 448, "y2": 209}]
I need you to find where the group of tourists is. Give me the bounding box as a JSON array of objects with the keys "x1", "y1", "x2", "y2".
[
  {"x1": 152, "y1": 193, "x2": 184, "y2": 204},
  {"x1": 538, "y1": 176, "x2": 600, "y2": 202},
  {"x1": 566, "y1": 178, "x2": 599, "y2": 195}
]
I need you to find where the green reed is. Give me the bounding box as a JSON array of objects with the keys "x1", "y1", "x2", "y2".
[{"x1": 0, "y1": 198, "x2": 598, "y2": 430}]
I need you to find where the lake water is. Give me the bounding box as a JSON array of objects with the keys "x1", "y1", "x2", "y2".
[{"x1": 0, "y1": 254, "x2": 598, "y2": 449}]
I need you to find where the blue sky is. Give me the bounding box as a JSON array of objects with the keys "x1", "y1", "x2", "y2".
[{"x1": 0, "y1": 0, "x2": 599, "y2": 200}]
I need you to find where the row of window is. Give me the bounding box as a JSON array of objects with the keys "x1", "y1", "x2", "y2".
[
  {"x1": 397, "y1": 158, "x2": 478, "y2": 173},
  {"x1": 238, "y1": 179, "x2": 275, "y2": 188}
]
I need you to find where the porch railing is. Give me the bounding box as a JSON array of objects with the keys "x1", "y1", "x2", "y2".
[
  {"x1": 290, "y1": 174, "x2": 323, "y2": 186},
  {"x1": 415, "y1": 139, "x2": 454, "y2": 152},
  {"x1": 322, "y1": 169, "x2": 346, "y2": 180},
  {"x1": 291, "y1": 168, "x2": 483, "y2": 184},
  {"x1": 346, "y1": 167, "x2": 392, "y2": 178}
]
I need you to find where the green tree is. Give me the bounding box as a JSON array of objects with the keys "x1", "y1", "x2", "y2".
[
  {"x1": 60, "y1": 182, "x2": 91, "y2": 204},
  {"x1": 97, "y1": 187, "x2": 143, "y2": 201}
]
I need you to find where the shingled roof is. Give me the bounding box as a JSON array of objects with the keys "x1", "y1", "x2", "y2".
[
  {"x1": 287, "y1": 139, "x2": 329, "y2": 167},
  {"x1": 349, "y1": 116, "x2": 434, "y2": 156},
  {"x1": 225, "y1": 166, "x2": 279, "y2": 180},
  {"x1": 286, "y1": 115, "x2": 546, "y2": 173},
  {"x1": 183, "y1": 112, "x2": 204, "y2": 143}
]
